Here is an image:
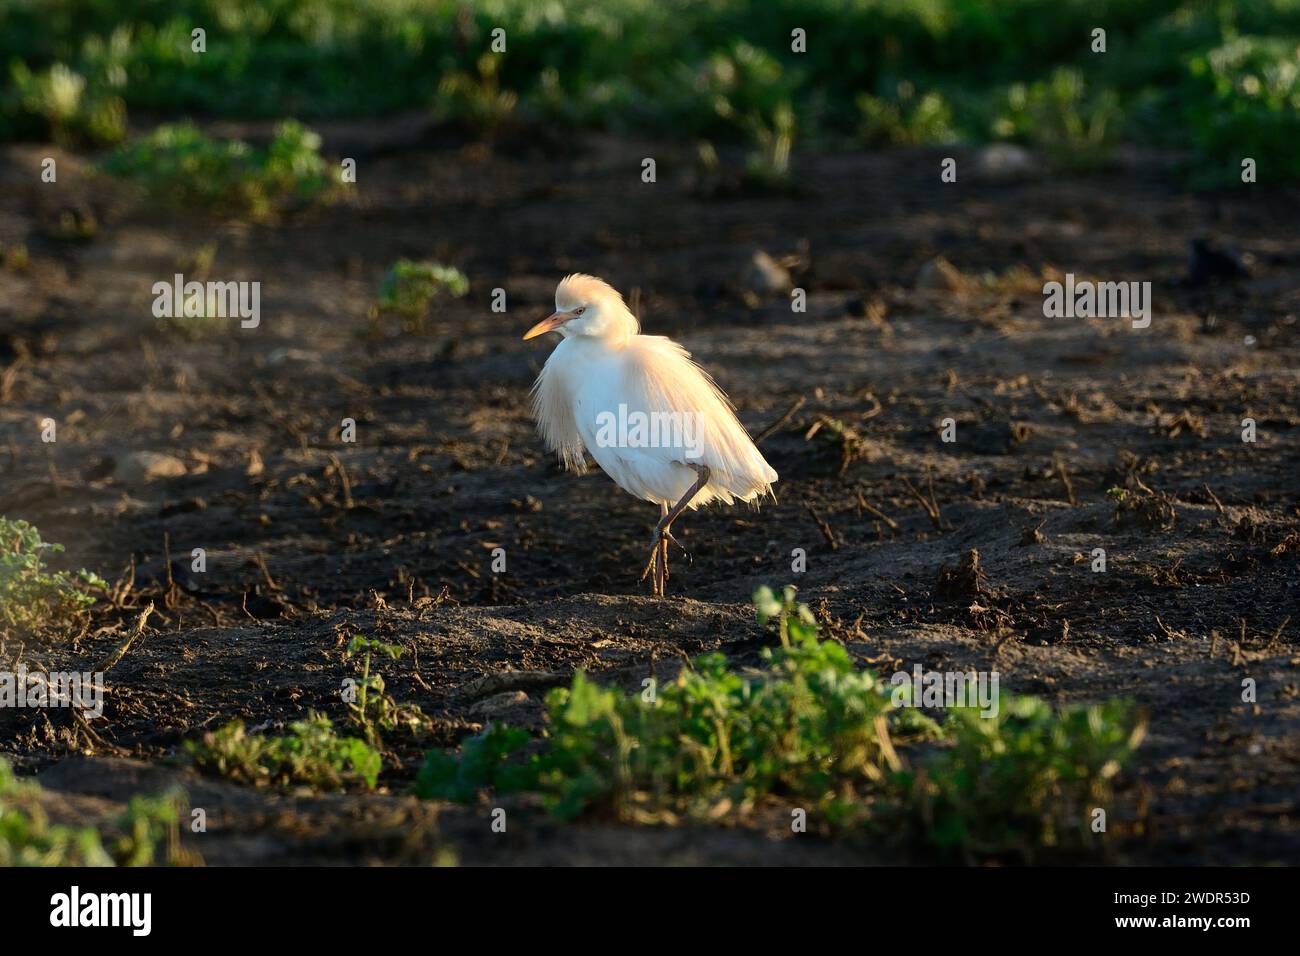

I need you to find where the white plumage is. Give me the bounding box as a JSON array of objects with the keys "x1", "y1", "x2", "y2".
[{"x1": 524, "y1": 273, "x2": 777, "y2": 595}]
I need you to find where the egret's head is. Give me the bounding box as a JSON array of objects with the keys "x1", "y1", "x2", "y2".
[{"x1": 523, "y1": 273, "x2": 639, "y2": 343}]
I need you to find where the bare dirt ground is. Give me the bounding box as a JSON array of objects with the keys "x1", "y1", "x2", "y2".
[{"x1": 1, "y1": 127, "x2": 1297, "y2": 864}]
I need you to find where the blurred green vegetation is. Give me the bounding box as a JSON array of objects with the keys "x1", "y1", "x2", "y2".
[
  {"x1": 1, "y1": 758, "x2": 198, "y2": 866},
  {"x1": 368, "y1": 259, "x2": 470, "y2": 335},
  {"x1": 1, "y1": 0, "x2": 1296, "y2": 183},
  {"x1": 101, "y1": 119, "x2": 332, "y2": 217}
]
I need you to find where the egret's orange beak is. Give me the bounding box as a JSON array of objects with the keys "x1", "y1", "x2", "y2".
[{"x1": 522, "y1": 311, "x2": 569, "y2": 341}]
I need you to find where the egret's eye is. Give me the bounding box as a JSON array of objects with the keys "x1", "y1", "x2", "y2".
[{"x1": 575, "y1": 307, "x2": 586, "y2": 315}]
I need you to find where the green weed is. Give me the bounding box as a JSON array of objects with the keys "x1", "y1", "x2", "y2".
[
  {"x1": 858, "y1": 83, "x2": 955, "y2": 146},
  {"x1": 437, "y1": 54, "x2": 518, "y2": 132},
  {"x1": 343, "y1": 635, "x2": 432, "y2": 746},
  {"x1": 695, "y1": 43, "x2": 800, "y2": 188},
  {"x1": 415, "y1": 722, "x2": 533, "y2": 804},
  {"x1": 901, "y1": 697, "x2": 1146, "y2": 861},
  {"x1": 421, "y1": 585, "x2": 914, "y2": 821},
  {"x1": 101, "y1": 120, "x2": 331, "y2": 219},
  {"x1": 185, "y1": 712, "x2": 381, "y2": 791},
  {"x1": 109, "y1": 790, "x2": 200, "y2": 867},
  {"x1": 369, "y1": 260, "x2": 469, "y2": 335},
  {"x1": 991, "y1": 68, "x2": 1120, "y2": 171},
  {"x1": 0, "y1": 518, "x2": 106, "y2": 634}
]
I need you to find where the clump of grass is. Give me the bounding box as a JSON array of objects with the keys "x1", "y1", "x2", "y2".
[
  {"x1": 418, "y1": 584, "x2": 1144, "y2": 860},
  {"x1": 699, "y1": 42, "x2": 799, "y2": 191},
  {"x1": 185, "y1": 712, "x2": 381, "y2": 791},
  {"x1": 977, "y1": 264, "x2": 1060, "y2": 296},
  {"x1": 1108, "y1": 485, "x2": 1177, "y2": 531},
  {"x1": 858, "y1": 82, "x2": 955, "y2": 146},
  {"x1": 153, "y1": 243, "x2": 224, "y2": 338},
  {"x1": 369, "y1": 260, "x2": 469, "y2": 335},
  {"x1": 176, "y1": 242, "x2": 218, "y2": 279},
  {"x1": 901, "y1": 697, "x2": 1145, "y2": 861},
  {"x1": 0, "y1": 517, "x2": 106, "y2": 634},
  {"x1": 0, "y1": 758, "x2": 197, "y2": 866},
  {"x1": 741, "y1": 101, "x2": 796, "y2": 190},
  {"x1": 803, "y1": 415, "x2": 869, "y2": 475},
  {"x1": 102, "y1": 121, "x2": 331, "y2": 220},
  {"x1": 47, "y1": 207, "x2": 98, "y2": 242},
  {"x1": 436, "y1": 54, "x2": 518, "y2": 132},
  {"x1": 991, "y1": 68, "x2": 1120, "y2": 171}
]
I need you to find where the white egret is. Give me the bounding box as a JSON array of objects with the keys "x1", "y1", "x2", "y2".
[{"x1": 524, "y1": 274, "x2": 777, "y2": 596}]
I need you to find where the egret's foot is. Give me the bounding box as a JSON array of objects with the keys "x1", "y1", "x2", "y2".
[
  {"x1": 638, "y1": 527, "x2": 672, "y2": 597},
  {"x1": 638, "y1": 537, "x2": 661, "y2": 597},
  {"x1": 663, "y1": 528, "x2": 691, "y2": 564}
]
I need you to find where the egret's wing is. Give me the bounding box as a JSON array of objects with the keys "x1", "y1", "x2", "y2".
[{"x1": 612, "y1": 336, "x2": 777, "y2": 504}]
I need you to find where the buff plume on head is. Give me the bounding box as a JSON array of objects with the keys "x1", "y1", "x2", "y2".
[{"x1": 523, "y1": 272, "x2": 639, "y2": 342}]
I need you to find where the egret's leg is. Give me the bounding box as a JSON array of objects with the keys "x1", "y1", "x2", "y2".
[
  {"x1": 660, "y1": 464, "x2": 710, "y2": 540},
  {"x1": 658, "y1": 502, "x2": 669, "y2": 594},
  {"x1": 641, "y1": 465, "x2": 711, "y2": 597}
]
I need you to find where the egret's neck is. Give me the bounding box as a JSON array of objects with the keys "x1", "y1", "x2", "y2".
[
  {"x1": 568, "y1": 330, "x2": 632, "y2": 356},
  {"x1": 598, "y1": 325, "x2": 636, "y2": 348},
  {"x1": 605, "y1": 304, "x2": 639, "y2": 344}
]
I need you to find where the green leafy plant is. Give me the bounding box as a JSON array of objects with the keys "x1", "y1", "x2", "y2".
[
  {"x1": 900, "y1": 696, "x2": 1146, "y2": 861},
  {"x1": 344, "y1": 635, "x2": 431, "y2": 746},
  {"x1": 0, "y1": 518, "x2": 105, "y2": 633},
  {"x1": 700, "y1": 42, "x2": 800, "y2": 190},
  {"x1": 102, "y1": 121, "x2": 331, "y2": 219},
  {"x1": 370, "y1": 260, "x2": 469, "y2": 334},
  {"x1": 415, "y1": 723, "x2": 533, "y2": 803},
  {"x1": 185, "y1": 712, "x2": 382, "y2": 791},
  {"x1": 741, "y1": 101, "x2": 796, "y2": 189}
]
